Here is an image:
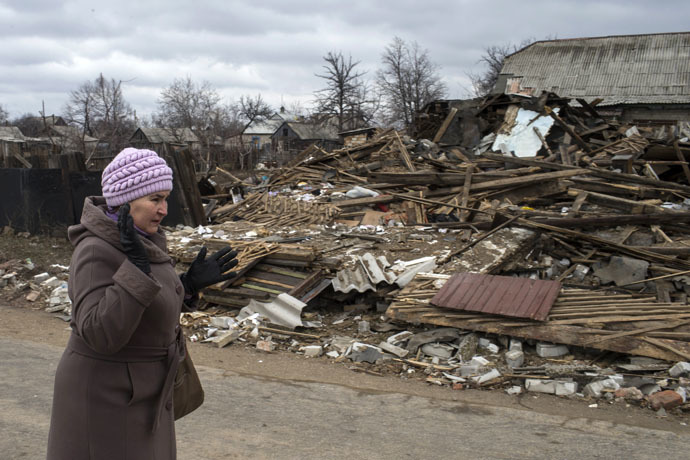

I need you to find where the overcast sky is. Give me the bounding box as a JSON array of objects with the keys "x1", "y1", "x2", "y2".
[{"x1": 1, "y1": 0, "x2": 689, "y2": 120}]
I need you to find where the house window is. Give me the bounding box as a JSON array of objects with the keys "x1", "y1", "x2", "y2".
[{"x1": 283, "y1": 128, "x2": 288, "y2": 136}]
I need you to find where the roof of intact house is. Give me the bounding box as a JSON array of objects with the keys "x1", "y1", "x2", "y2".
[
  {"x1": 50, "y1": 125, "x2": 98, "y2": 142},
  {"x1": 0, "y1": 126, "x2": 26, "y2": 142},
  {"x1": 279, "y1": 121, "x2": 340, "y2": 141},
  {"x1": 500, "y1": 32, "x2": 690, "y2": 106},
  {"x1": 134, "y1": 127, "x2": 199, "y2": 144}
]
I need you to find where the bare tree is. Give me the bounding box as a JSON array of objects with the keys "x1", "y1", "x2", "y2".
[
  {"x1": 376, "y1": 37, "x2": 446, "y2": 130},
  {"x1": 467, "y1": 38, "x2": 538, "y2": 97},
  {"x1": 156, "y1": 77, "x2": 224, "y2": 140},
  {"x1": 313, "y1": 51, "x2": 376, "y2": 132},
  {"x1": 237, "y1": 94, "x2": 273, "y2": 132},
  {"x1": 233, "y1": 94, "x2": 273, "y2": 169},
  {"x1": 12, "y1": 113, "x2": 44, "y2": 136},
  {"x1": 63, "y1": 73, "x2": 135, "y2": 155}
]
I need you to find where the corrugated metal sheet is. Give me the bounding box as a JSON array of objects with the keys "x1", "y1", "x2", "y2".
[
  {"x1": 501, "y1": 32, "x2": 690, "y2": 106},
  {"x1": 430, "y1": 273, "x2": 561, "y2": 321},
  {"x1": 331, "y1": 254, "x2": 396, "y2": 293}
]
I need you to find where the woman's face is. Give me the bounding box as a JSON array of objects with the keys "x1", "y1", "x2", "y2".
[{"x1": 129, "y1": 191, "x2": 170, "y2": 234}]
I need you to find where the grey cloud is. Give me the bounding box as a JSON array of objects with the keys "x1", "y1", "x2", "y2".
[{"x1": 2, "y1": 0, "x2": 690, "y2": 118}]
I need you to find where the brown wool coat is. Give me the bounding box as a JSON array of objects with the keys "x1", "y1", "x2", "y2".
[{"x1": 47, "y1": 196, "x2": 185, "y2": 460}]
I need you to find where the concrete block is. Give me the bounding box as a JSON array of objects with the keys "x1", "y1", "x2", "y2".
[
  {"x1": 649, "y1": 390, "x2": 683, "y2": 411},
  {"x1": 609, "y1": 374, "x2": 625, "y2": 386},
  {"x1": 669, "y1": 362, "x2": 690, "y2": 378},
  {"x1": 525, "y1": 379, "x2": 556, "y2": 394},
  {"x1": 459, "y1": 364, "x2": 481, "y2": 377},
  {"x1": 484, "y1": 343, "x2": 500, "y2": 354},
  {"x1": 505, "y1": 350, "x2": 524, "y2": 368},
  {"x1": 509, "y1": 339, "x2": 523, "y2": 352},
  {"x1": 555, "y1": 381, "x2": 578, "y2": 396},
  {"x1": 378, "y1": 341, "x2": 409, "y2": 358},
  {"x1": 209, "y1": 316, "x2": 236, "y2": 329},
  {"x1": 357, "y1": 320, "x2": 370, "y2": 334},
  {"x1": 421, "y1": 343, "x2": 454, "y2": 359},
  {"x1": 536, "y1": 342, "x2": 569, "y2": 358},
  {"x1": 614, "y1": 387, "x2": 644, "y2": 401},
  {"x1": 326, "y1": 350, "x2": 339, "y2": 358},
  {"x1": 473, "y1": 369, "x2": 501, "y2": 384},
  {"x1": 386, "y1": 331, "x2": 413, "y2": 346},
  {"x1": 470, "y1": 356, "x2": 490, "y2": 366},
  {"x1": 33, "y1": 272, "x2": 50, "y2": 283},
  {"x1": 302, "y1": 345, "x2": 323, "y2": 357},
  {"x1": 583, "y1": 378, "x2": 620, "y2": 398},
  {"x1": 256, "y1": 340, "x2": 275, "y2": 352},
  {"x1": 505, "y1": 386, "x2": 523, "y2": 395},
  {"x1": 350, "y1": 342, "x2": 384, "y2": 363},
  {"x1": 639, "y1": 383, "x2": 661, "y2": 396},
  {"x1": 593, "y1": 256, "x2": 649, "y2": 287},
  {"x1": 478, "y1": 338, "x2": 492, "y2": 348},
  {"x1": 41, "y1": 276, "x2": 62, "y2": 288}
]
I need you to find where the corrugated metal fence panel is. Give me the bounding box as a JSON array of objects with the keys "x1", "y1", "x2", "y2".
[{"x1": 431, "y1": 273, "x2": 561, "y2": 321}]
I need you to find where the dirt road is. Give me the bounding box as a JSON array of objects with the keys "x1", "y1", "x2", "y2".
[{"x1": 1, "y1": 303, "x2": 689, "y2": 459}]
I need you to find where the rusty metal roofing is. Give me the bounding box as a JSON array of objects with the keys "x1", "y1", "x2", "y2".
[
  {"x1": 500, "y1": 32, "x2": 690, "y2": 106},
  {"x1": 430, "y1": 273, "x2": 561, "y2": 321}
]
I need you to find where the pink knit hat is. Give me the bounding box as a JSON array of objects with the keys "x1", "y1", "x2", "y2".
[{"x1": 101, "y1": 148, "x2": 173, "y2": 207}]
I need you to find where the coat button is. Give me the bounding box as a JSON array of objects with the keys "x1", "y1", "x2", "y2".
[
  {"x1": 166, "y1": 400, "x2": 173, "y2": 411},
  {"x1": 176, "y1": 285, "x2": 182, "y2": 294}
]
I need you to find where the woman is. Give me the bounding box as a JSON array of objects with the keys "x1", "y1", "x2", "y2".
[{"x1": 47, "y1": 148, "x2": 237, "y2": 460}]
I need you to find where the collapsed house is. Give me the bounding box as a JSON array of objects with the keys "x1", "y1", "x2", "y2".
[{"x1": 7, "y1": 90, "x2": 690, "y2": 411}]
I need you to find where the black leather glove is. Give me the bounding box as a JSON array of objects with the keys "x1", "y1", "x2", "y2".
[
  {"x1": 117, "y1": 203, "x2": 151, "y2": 274},
  {"x1": 181, "y1": 246, "x2": 238, "y2": 295}
]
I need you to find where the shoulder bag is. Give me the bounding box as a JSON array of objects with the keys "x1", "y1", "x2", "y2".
[{"x1": 173, "y1": 341, "x2": 204, "y2": 420}]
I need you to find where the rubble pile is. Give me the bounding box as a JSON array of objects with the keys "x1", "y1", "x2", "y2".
[{"x1": 3, "y1": 90, "x2": 690, "y2": 415}]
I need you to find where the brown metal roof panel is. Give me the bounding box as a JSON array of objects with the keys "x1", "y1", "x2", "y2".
[{"x1": 431, "y1": 273, "x2": 561, "y2": 321}]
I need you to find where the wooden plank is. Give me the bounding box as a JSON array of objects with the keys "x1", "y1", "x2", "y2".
[
  {"x1": 459, "y1": 164, "x2": 473, "y2": 222},
  {"x1": 439, "y1": 216, "x2": 519, "y2": 264},
  {"x1": 395, "y1": 131, "x2": 415, "y2": 172},
  {"x1": 545, "y1": 106, "x2": 592, "y2": 153},
  {"x1": 517, "y1": 218, "x2": 690, "y2": 269},
  {"x1": 567, "y1": 188, "x2": 668, "y2": 214},
  {"x1": 643, "y1": 337, "x2": 690, "y2": 361},
  {"x1": 386, "y1": 304, "x2": 690, "y2": 362},
  {"x1": 12, "y1": 151, "x2": 32, "y2": 168},
  {"x1": 470, "y1": 169, "x2": 589, "y2": 192},
  {"x1": 481, "y1": 152, "x2": 690, "y2": 194},
  {"x1": 582, "y1": 320, "x2": 690, "y2": 345},
  {"x1": 335, "y1": 195, "x2": 396, "y2": 208},
  {"x1": 289, "y1": 269, "x2": 325, "y2": 300},
  {"x1": 245, "y1": 276, "x2": 296, "y2": 290},
  {"x1": 533, "y1": 126, "x2": 553, "y2": 156},
  {"x1": 547, "y1": 313, "x2": 690, "y2": 325},
  {"x1": 432, "y1": 107, "x2": 458, "y2": 143},
  {"x1": 673, "y1": 139, "x2": 690, "y2": 184},
  {"x1": 254, "y1": 264, "x2": 309, "y2": 279},
  {"x1": 526, "y1": 212, "x2": 690, "y2": 228},
  {"x1": 576, "y1": 98, "x2": 603, "y2": 119}
]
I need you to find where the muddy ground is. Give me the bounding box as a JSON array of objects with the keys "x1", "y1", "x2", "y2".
[{"x1": 1, "y1": 230, "x2": 688, "y2": 434}]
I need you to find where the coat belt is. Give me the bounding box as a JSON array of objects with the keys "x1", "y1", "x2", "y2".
[{"x1": 66, "y1": 328, "x2": 184, "y2": 432}]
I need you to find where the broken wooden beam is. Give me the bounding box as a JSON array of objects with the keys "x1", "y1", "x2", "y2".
[{"x1": 432, "y1": 107, "x2": 458, "y2": 143}]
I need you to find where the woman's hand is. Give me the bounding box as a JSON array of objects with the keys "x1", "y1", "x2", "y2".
[
  {"x1": 117, "y1": 203, "x2": 151, "y2": 274},
  {"x1": 181, "y1": 246, "x2": 238, "y2": 294}
]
